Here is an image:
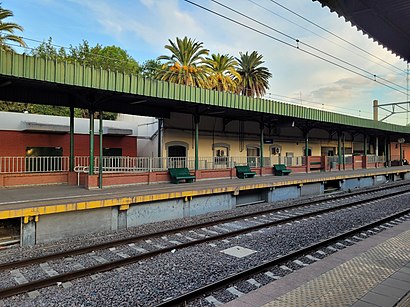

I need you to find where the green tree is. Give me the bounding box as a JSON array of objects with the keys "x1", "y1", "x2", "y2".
[
  {"x1": 29, "y1": 38, "x2": 146, "y2": 119},
  {"x1": 0, "y1": 5, "x2": 27, "y2": 52},
  {"x1": 236, "y1": 51, "x2": 272, "y2": 97},
  {"x1": 31, "y1": 37, "x2": 66, "y2": 60},
  {"x1": 141, "y1": 59, "x2": 162, "y2": 79},
  {"x1": 205, "y1": 53, "x2": 241, "y2": 92},
  {"x1": 68, "y1": 41, "x2": 140, "y2": 75},
  {"x1": 156, "y1": 36, "x2": 209, "y2": 87}
]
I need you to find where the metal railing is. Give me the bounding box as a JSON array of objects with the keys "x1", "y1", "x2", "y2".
[
  {"x1": 0, "y1": 156, "x2": 69, "y2": 173},
  {"x1": 0, "y1": 155, "x2": 390, "y2": 174}
]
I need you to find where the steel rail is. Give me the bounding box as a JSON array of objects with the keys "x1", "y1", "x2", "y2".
[
  {"x1": 0, "y1": 187, "x2": 408, "y2": 299},
  {"x1": 0, "y1": 181, "x2": 408, "y2": 272},
  {"x1": 157, "y1": 208, "x2": 410, "y2": 306}
]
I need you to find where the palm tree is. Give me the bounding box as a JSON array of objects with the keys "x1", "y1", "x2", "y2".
[
  {"x1": 236, "y1": 51, "x2": 272, "y2": 97},
  {"x1": 156, "y1": 36, "x2": 209, "y2": 88},
  {"x1": 0, "y1": 6, "x2": 27, "y2": 52},
  {"x1": 205, "y1": 53, "x2": 241, "y2": 92}
]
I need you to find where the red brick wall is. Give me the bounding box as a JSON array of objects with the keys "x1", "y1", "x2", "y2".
[{"x1": 0, "y1": 131, "x2": 137, "y2": 157}]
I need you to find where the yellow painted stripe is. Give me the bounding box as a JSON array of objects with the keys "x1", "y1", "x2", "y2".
[{"x1": 0, "y1": 169, "x2": 407, "y2": 220}]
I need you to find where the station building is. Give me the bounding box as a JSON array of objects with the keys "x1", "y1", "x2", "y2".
[{"x1": 0, "y1": 50, "x2": 409, "y2": 189}]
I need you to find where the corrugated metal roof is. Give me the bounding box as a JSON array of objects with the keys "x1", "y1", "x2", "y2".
[
  {"x1": 314, "y1": 0, "x2": 410, "y2": 62},
  {"x1": 0, "y1": 50, "x2": 409, "y2": 135}
]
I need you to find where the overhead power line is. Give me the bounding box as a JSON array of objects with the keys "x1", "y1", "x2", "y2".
[
  {"x1": 246, "y1": 0, "x2": 406, "y2": 76},
  {"x1": 268, "y1": 0, "x2": 407, "y2": 74},
  {"x1": 185, "y1": 0, "x2": 408, "y2": 96},
  {"x1": 209, "y1": 0, "x2": 408, "y2": 93}
]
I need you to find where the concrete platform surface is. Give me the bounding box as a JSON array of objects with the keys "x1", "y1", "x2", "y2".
[
  {"x1": 0, "y1": 166, "x2": 408, "y2": 213},
  {"x1": 223, "y1": 219, "x2": 410, "y2": 307}
]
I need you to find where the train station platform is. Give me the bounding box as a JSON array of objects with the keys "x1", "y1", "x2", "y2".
[
  {"x1": 0, "y1": 166, "x2": 410, "y2": 246},
  {"x1": 224, "y1": 218, "x2": 410, "y2": 307}
]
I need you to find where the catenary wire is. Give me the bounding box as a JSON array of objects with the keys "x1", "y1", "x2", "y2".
[
  {"x1": 184, "y1": 0, "x2": 408, "y2": 96},
  {"x1": 268, "y1": 0, "x2": 407, "y2": 74},
  {"x1": 246, "y1": 0, "x2": 407, "y2": 76},
  {"x1": 210, "y1": 0, "x2": 408, "y2": 92},
  {"x1": 1, "y1": 37, "x2": 406, "y2": 121}
]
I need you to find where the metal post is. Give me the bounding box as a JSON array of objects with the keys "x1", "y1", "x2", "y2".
[
  {"x1": 363, "y1": 134, "x2": 367, "y2": 156},
  {"x1": 375, "y1": 136, "x2": 379, "y2": 156},
  {"x1": 157, "y1": 118, "x2": 163, "y2": 158},
  {"x1": 384, "y1": 137, "x2": 388, "y2": 166},
  {"x1": 400, "y1": 143, "x2": 403, "y2": 164},
  {"x1": 342, "y1": 134, "x2": 346, "y2": 170},
  {"x1": 260, "y1": 123, "x2": 264, "y2": 168},
  {"x1": 373, "y1": 100, "x2": 378, "y2": 121},
  {"x1": 337, "y1": 132, "x2": 342, "y2": 165},
  {"x1": 69, "y1": 105, "x2": 75, "y2": 172},
  {"x1": 304, "y1": 132, "x2": 309, "y2": 157},
  {"x1": 305, "y1": 131, "x2": 309, "y2": 172},
  {"x1": 99, "y1": 111, "x2": 103, "y2": 189},
  {"x1": 194, "y1": 115, "x2": 199, "y2": 171},
  {"x1": 89, "y1": 110, "x2": 94, "y2": 175}
]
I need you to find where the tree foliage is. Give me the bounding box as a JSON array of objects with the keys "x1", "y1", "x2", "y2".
[
  {"x1": 156, "y1": 37, "x2": 272, "y2": 98},
  {"x1": 140, "y1": 59, "x2": 162, "y2": 79},
  {"x1": 0, "y1": 5, "x2": 27, "y2": 52},
  {"x1": 205, "y1": 53, "x2": 241, "y2": 92},
  {"x1": 156, "y1": 36, "x2": 210, "y2": 88},
  {"x1": 16, "y1": 38, "x2": 145, "y2": 119},
  {"x1": 235, "y1": 51, "x2": 272, "y2": 97}
]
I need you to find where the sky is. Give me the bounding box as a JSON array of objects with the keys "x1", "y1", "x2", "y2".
[{"x1": 3, "y1": 0, "x2": 410, "y2": 125}]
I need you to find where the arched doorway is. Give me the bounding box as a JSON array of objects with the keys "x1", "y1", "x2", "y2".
[
  {"x1": 166, "y1": 142, "x2": 188, "y2": 168},
  {"x1": 168, "y1": 145, "x2": 186, "y2": 157}
]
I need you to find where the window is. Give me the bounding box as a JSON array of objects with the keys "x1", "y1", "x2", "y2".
[
  {"x1": 246, "y1": 145, "x2": 260, "y2": 167},
  {"x1": 102, "y1": 148, "x2": 122, "y2": 170},
  {"x1": 166, "y1": 142, "x2": 188, "y2": 168},
  {"x1": 25, "y1": 146, "x2": 63, "y2": 172},
  {"x1": 213, "y1": 144, "x2": 229, "y2": 167}
]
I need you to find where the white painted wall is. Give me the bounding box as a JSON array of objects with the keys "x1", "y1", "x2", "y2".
[{"x1": 0, "y1": 111, "x2": 138, "y2": 136}]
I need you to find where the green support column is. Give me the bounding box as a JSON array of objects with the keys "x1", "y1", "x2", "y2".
[
  {"x1": 99, "y1": 111, "x2": 103, "y2": 189},
  {"x1": 260, "y1": 123, "x2": 264, "y2": 168},
  {"x1": 337, "y1": 132, "x2": 342, "y2": 165},
  {"x1": 363, "y1": 134, "x2": 367, "y2": 156},
  {"x1": 304, "y1": 132, "x2": 309, "y2": 157},
  {"x1": 304, "y1": 131, "x2": 309, "y2": 172},
  {"x1": 375, "y1": 136, "x2": 379, "y2": 157},
  {"x1": 158, "y1": 118, "x2": 163, "y2": 158},
  {"x1": 69, "y1": 105, "x2": 75, "y2": 172},
  {"x1": 89, "y1": 110, "x2": 94, "y2": 175},
  {"x1": 194, "y1": 115, "x2": 199, "y2": 171},
  {"x1": 384, "y1": 138, "x2": 388, "y2": 166},
  {"x1": 400, "y1": 143, "x2": 403, "y2": 164},
  {"x1": 342, "y1": 134, "x2": 346, "y2": 169}
]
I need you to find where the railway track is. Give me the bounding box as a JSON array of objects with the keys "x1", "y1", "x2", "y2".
[
  {"x1": 0, "y1": 181, "x2": 409, "y2": 301},
  {"x1": 159, "y1": 209, "x2": 410, "y2": 306},
  {"x1": 2, "y1": 180, "x2": 410, "y2": 268}
]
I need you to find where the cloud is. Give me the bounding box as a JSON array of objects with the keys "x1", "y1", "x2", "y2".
[{"x1": 56, "y1": 0, "x2": 408, "y2": 124}]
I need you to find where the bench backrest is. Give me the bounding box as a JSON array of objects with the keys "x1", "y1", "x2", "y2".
[
  {"x1": 274, "y1": 164, "x2": 287, "y2": 170},
  {"x1": 169, "y1": 167, "x2": 190, "y2": 177},
  {"x1": 235, "y1": 165, "x2": 252, "y2": 173}
]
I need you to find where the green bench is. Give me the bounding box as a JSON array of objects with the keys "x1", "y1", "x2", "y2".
[
  {"x1": 168, "y1": 167, "x2": 196, "y2": 184},
  {"x1": 235, "y1": 165, "x2": 256, "y2": 179},
  {"x1": 273, "y1": 164, "x2": 292, "y2": 176}
]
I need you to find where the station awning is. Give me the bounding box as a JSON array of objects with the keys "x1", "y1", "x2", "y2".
[
  {"x1": 23, "y1": 122, "x2": 69, "y2": 134},
  {"x1": 314, "y1": 0, "x2": 410, "y2": 62}
]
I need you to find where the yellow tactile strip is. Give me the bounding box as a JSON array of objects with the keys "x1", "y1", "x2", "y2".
[
  {"x1": 0, "y1": 166, "x2": 408, "y2": 220},
  {"x1": 263, "y1": 229, "x2": 410, "y2": 307}
]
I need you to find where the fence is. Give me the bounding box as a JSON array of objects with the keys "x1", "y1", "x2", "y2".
[
  {"x1": 0, "y1": 156, "x2": 69, "y2": 173},
  {"x1": 0, "y1": 155, "x2": 389, "y2": 174}
]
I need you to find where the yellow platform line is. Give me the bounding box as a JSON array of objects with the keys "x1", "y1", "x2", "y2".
[{"x1": 0, "y1": 169, "x2": 406, "y2": 220}]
